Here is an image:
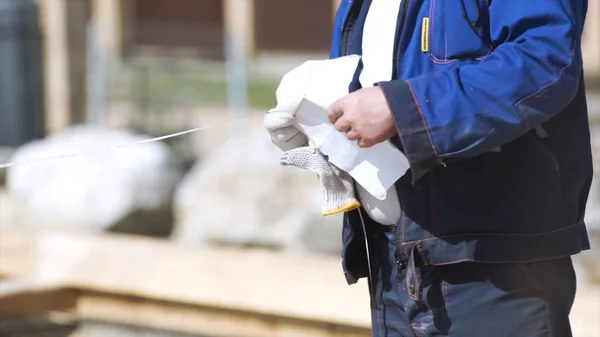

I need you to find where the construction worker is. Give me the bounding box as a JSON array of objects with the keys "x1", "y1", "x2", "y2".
[{"x1": 265, "y1": 0, "x2": 592, "y2": 336}]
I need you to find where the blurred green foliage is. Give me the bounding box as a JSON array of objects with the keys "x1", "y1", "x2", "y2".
[{"x1": 111, "y1": 67, "x2": 278, "y2": 110}]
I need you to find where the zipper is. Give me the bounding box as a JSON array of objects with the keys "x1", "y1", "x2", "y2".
[
  {"x1": 392, "y1": 0, "x2": 411, "y2": 253},
  {"x1": 391, "y1": 0, "x2": 410, "y2": 155},
  {"x1": 338, "y1": 1, "x2": 357, "y2": 56},
  {"x1": 391, "y1": 0, "x2": 411, "y2": 79}
]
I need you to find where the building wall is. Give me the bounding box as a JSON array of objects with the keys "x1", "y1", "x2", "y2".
[
  {"x1": 124, "y1": 0, "x2": 334, "y2": 56},
  {"x1": 130, "y1": 0, "x2": 224, "y2": 58},
  {"x1": 253, "y1": 0, "x2": 333, "y2": 53}
]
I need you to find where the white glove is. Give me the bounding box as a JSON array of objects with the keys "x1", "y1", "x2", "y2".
[
  {"x1": 280, "y1": 146, "x2": 360, "y2": 216},
  {"x1": 263, "y1": 110, "x2": 308, "y2": 152}
]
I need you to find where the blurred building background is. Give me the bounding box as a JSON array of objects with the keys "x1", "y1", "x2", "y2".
[
  {"x1": 0, "y1": 1, "x2": 599, "y2": 336},
  {"x1": 9, "y1": 0, "x2": 340, "y2": 143}
]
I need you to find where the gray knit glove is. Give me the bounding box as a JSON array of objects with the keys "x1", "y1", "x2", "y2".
[{"x1": 280, "y1": 146, "x2": 360, "y2": 216}]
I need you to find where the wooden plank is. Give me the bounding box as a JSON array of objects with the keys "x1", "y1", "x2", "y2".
[
  {"x1": 0, "y1": 228, "x2": 372, "y2": 331},
  {"x1": 0, "y1": 280, "x2": 77, "y2": 319},
  {"x1": 0, "y1": 230, "x2": 36, "y2": 279},
  {"x1": 2, "y1": 228, "x2": 598, "y2": 337},
  {"x1": 223, "y1": 0, "x2": 255, "y2": 56},
  {"x1": 75, "y1": 291, "x2": 369, "y2": 337},
  {"x1": 36, "y1": 0, "x2": 88, "y2": 133}
]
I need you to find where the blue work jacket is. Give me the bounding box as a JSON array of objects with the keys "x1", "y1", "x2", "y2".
[{"x1": 331, "y1": 0, "x2": 593, "y2": 284}]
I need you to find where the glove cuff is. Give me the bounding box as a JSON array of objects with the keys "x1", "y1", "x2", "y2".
[{"x1": 319, "y1": 169, "x2": 360, "y2": 216}]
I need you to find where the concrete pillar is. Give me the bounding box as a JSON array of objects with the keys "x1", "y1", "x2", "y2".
[
  {"x1": 36, "y1": 0, "x2": 88, "y2": 134},
  {"x1": 90, "y1": 0, "x2": 130, "y2": 63},
  {"x1": 223, "y1": 0, "x2": 255, "y2": 56}
]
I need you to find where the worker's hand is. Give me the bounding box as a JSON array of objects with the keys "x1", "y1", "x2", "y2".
[
  {"x1": 264, "y1": 109, "x2": 308, "y2": 152},
  {"x1": 280, "y1": 146, "x2": 360, "y2": 216},
  {"x1": 326, "y1": 86, "x2": 397, "y2": 148}
]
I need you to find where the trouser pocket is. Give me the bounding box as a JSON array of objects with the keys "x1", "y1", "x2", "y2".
[{"x1": 439, "y1": 258, "x2": 576, "y2": 337}]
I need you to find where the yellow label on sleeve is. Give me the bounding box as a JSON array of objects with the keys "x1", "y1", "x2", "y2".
[{"x1": 421, "y1": 17, "x2": 429, "y2": 52}]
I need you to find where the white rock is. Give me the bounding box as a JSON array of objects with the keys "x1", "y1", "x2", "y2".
[
  {"x1": 6, "y1": 126, "x2": 182, "y2": 236},
  {"x1": 172, "y1": 130, "x2": 343, "y2": 255}
]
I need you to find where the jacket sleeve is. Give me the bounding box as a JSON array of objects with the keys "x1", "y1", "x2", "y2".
[{"x1": 377, "y1": 0, "x2": 586, "y2": 182}]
